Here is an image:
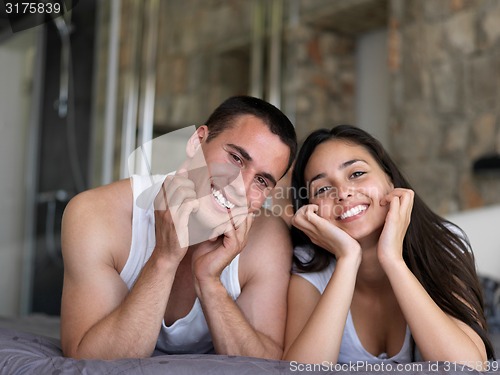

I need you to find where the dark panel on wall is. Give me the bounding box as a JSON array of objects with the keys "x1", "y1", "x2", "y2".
[{"x1": 31, "y1": 0, "x2": 96, "y2": 315}]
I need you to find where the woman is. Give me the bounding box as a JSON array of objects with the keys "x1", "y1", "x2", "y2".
[{"x1": 283, "y1": 125, "x2": 494, "y2": 366}]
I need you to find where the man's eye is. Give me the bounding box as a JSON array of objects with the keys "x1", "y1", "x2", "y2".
[
  {"x1": 255, "y1": 176, "x2": 269, "y2": 188},
  {"x1": 231, "y1": 153, "x2": 243, "y2": 165}
]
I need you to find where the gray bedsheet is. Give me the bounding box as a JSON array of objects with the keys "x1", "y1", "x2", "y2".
[
  {"x1": 0, "y1": 326, "x2": 499, "y2": 374},
  {"x1": 0, "y1": 314, "x2": 60, "y2": 339}
]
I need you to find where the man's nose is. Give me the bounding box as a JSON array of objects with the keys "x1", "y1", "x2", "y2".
[
  {"x1": 216, "y1": 166, "x2": 252, "y2": 207},
  {"x1": 230, "y1": 170, "x2": 253, "y2": 198},
  {"x1": 211, "y1": 162, "x2": 241, "y2": 187}
]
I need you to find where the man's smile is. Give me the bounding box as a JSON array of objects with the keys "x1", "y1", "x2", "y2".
[{"x1": 211, "y1": 185, "x2": 235, "y2": 209}]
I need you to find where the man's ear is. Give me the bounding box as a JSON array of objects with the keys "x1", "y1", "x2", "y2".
[{"x1": 186, "y1": 125, "x2": 208, "y2": 158}]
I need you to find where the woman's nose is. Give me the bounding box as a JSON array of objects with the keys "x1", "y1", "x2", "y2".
[{"x1": 335, "y1": 187, "x2": 353, "y2": 202}]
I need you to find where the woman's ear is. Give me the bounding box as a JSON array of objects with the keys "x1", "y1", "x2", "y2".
[{"x1": 186, "y1": 125, "x2": 208, "y2": 158}]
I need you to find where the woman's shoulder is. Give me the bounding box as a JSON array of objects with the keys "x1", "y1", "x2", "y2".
[{"x1": 292, "y1": 245, "x2": 335, "y2": 294}]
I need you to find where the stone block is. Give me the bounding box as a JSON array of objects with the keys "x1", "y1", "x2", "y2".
[
  {"x1": 392, "y1": 110, "x2": 442, "y2": 161},
  {"x1": 430, "y1": 62, "x2": 462, "y2": 114},
  {"x1": 442, "y1": 120, "x2": 469, "y2": 156},
  {"x1": 482, "y1": 1, "x2": 500, "y2": 47},
  {"x1": 402, "y1": 160, "x2": 457, "y2": 215},
  {"x1": 468, "y1": 113, "x2": 497, "y2": 159},
  {"x1": 426, "y1": 22, "x2": 448, "y2": 64},
  {"x1": 466, "y1": 56, "x2": 498, "y2": 112},
  {"x1": 444, "y1": 8, "x2": 476, "y2": 55}
]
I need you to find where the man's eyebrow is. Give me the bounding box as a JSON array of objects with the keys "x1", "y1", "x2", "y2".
[
  {"x1": 227, "y1": 144, "x2": 277, "y2": 187},
  {"x1": 261, "y1": 172, "x2": 277, "y2": 187},
  {"x1": 309, "y1": 160, "x2": 367, "y2": 184},
  {"x1": 227, "y1": 144, "x2": 252, "y2": 162}
]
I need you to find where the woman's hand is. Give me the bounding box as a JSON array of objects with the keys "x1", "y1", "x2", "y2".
[
  {"x1": 292, "y1": 204, "x2": 361, "y2": 263},
  {"x1": 377, "y1": 188, "x2": 414, "y2": 267}
]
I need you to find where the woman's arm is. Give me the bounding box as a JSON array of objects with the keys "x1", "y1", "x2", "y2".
[
  {"x1": 382, "y1": 259, "x2": 487, "y2": 364},
  {"x1": 283, "y1": 256, "x2": 360, "y2": 364},
  {"x1": 378, "y1": 188, "x2": 487, "y2": 366},
  {"x1": 283, "y1": 204, "x2": 362, "y2": 363}
]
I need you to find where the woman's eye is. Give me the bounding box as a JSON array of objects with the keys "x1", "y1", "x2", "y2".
[
  {"x1": 350, "y1": 171, "x2": 365, "y2": 179},
  {"x1": 314, "y1": 186, "x2": 331, "y2": 197}
]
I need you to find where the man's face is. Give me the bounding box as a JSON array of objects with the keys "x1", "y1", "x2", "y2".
[{"x1": 188, "y1": 114, "x2": 290, "y2": 237}]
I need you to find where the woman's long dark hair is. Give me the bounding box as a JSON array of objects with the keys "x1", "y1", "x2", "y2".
[{"x1": 291, "y1": 125, "x2": 495, "y2": 359}]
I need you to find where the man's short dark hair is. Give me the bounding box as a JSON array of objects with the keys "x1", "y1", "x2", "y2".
[{"x1": 205, "y1": 96, "x2": 297, "y2": 174}]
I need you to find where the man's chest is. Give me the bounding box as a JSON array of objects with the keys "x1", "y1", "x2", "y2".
[{"x1": 164, "y1": 261, "x2": 197, "y2": 326}]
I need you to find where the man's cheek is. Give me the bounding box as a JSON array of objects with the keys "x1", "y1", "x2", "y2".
[
  {"x1": 248, "y1": 194, "x2": 265, "y2": 213},
  {"x1": 246, "y1": 185, "x2": 269, "y2": 209}
]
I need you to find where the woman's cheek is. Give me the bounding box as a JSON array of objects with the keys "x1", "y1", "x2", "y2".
[
  {"x1": 382, "y1": 180, "x2": 395, "y2": 196},
  {"x1": 316, "y1": 201, "x2": 334, "y2": 219}
]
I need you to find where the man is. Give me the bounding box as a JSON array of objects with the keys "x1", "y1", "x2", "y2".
[{"x1": 60, "y1": 96, "x2": 297, "y2": 360}]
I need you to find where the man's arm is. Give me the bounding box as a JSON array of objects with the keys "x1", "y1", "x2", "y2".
[
  {"x1": 193, "y1": 213, "x2": 292, "y2": 359},
  {"x1": 60, "y1": 177, "x2": 196, "y2": 359}
]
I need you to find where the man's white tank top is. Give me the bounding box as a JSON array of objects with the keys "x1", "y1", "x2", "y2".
[{"x1": 119, "y1": 174, "x2": 241, "y2": 354}]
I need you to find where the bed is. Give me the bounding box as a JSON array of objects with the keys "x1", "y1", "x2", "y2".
[{"x1": 1, "y1": 315, "x2": 499, "y2": 375}]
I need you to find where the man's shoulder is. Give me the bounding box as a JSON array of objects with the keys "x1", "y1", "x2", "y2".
[
  {"x1": 239, "y1": 209, "x2": 292, "y2": 285},
  {"x1": 250, "y1": 209, "x2": 289, "y2": 235},
  {"x1": 241, "y1": 210, "x2": 292, "y2": 261},
  {"x1": 62, "y1": 179, "x2": 134, "y2": 264},
  {"x1": 66, "y1": 179, "x2": 133, "y2": 217}
]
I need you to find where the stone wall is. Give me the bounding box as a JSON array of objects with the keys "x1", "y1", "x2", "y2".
[
  {"x1": 282, "y1": 23, "x2": 356, "y2": 142},
  {"x1": 388, "y1": 0, "x2": 500, "y2": 214},
  {"x1": 92, "y1": 0, "x2": 500, "y2": 213},
  {"x1": 155, "y1": 0, "x2": 253, "y2": 131}
]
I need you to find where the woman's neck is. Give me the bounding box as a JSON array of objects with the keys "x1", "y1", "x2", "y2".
[{"x1": 355, "y1": 241, "x2": 391, "y2": 292}]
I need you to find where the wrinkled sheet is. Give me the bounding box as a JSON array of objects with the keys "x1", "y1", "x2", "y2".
[{"x1": 1, "y1": 326, "x2": 499, "y2": 374}]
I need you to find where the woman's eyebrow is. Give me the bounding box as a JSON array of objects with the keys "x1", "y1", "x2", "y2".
[
  {"x1": 339, "y1": 159, "x2": 367, "y2": 169},
  {"x1": 309, "y1": 173, "x2": 326, "y2": 184}
]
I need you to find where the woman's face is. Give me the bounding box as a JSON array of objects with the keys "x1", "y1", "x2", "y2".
[{"x1": 304, "y1": 139, "x2": 394, "y2": 243}]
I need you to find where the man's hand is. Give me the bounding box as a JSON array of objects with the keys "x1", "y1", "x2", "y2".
[
  {"x1": 191, "y1": 212, "x2": 255, "y2": 293},
  {"x1": 189, "y1": 214, "x2": 290, "y2": 359},
  {"x1": 153, "y1": 172, "x2": 199, "y2": 263}
]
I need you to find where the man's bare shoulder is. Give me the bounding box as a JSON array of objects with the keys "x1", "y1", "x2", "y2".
[
  {"x1": 63, "y1": 179, "x2": 133, "y2": 232},
  {"x1": 67, "y1": 178, "x2": 132, "y2": 212},
  {"x1": 239, "y1": 211, "x2": 293, "y2": 276},
  {"x1": 249, "y1": 211, "x2": 290, "y2": 240},
  {"x1": 61, "y1": 179, "x2": 134, "y2": 270}
]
